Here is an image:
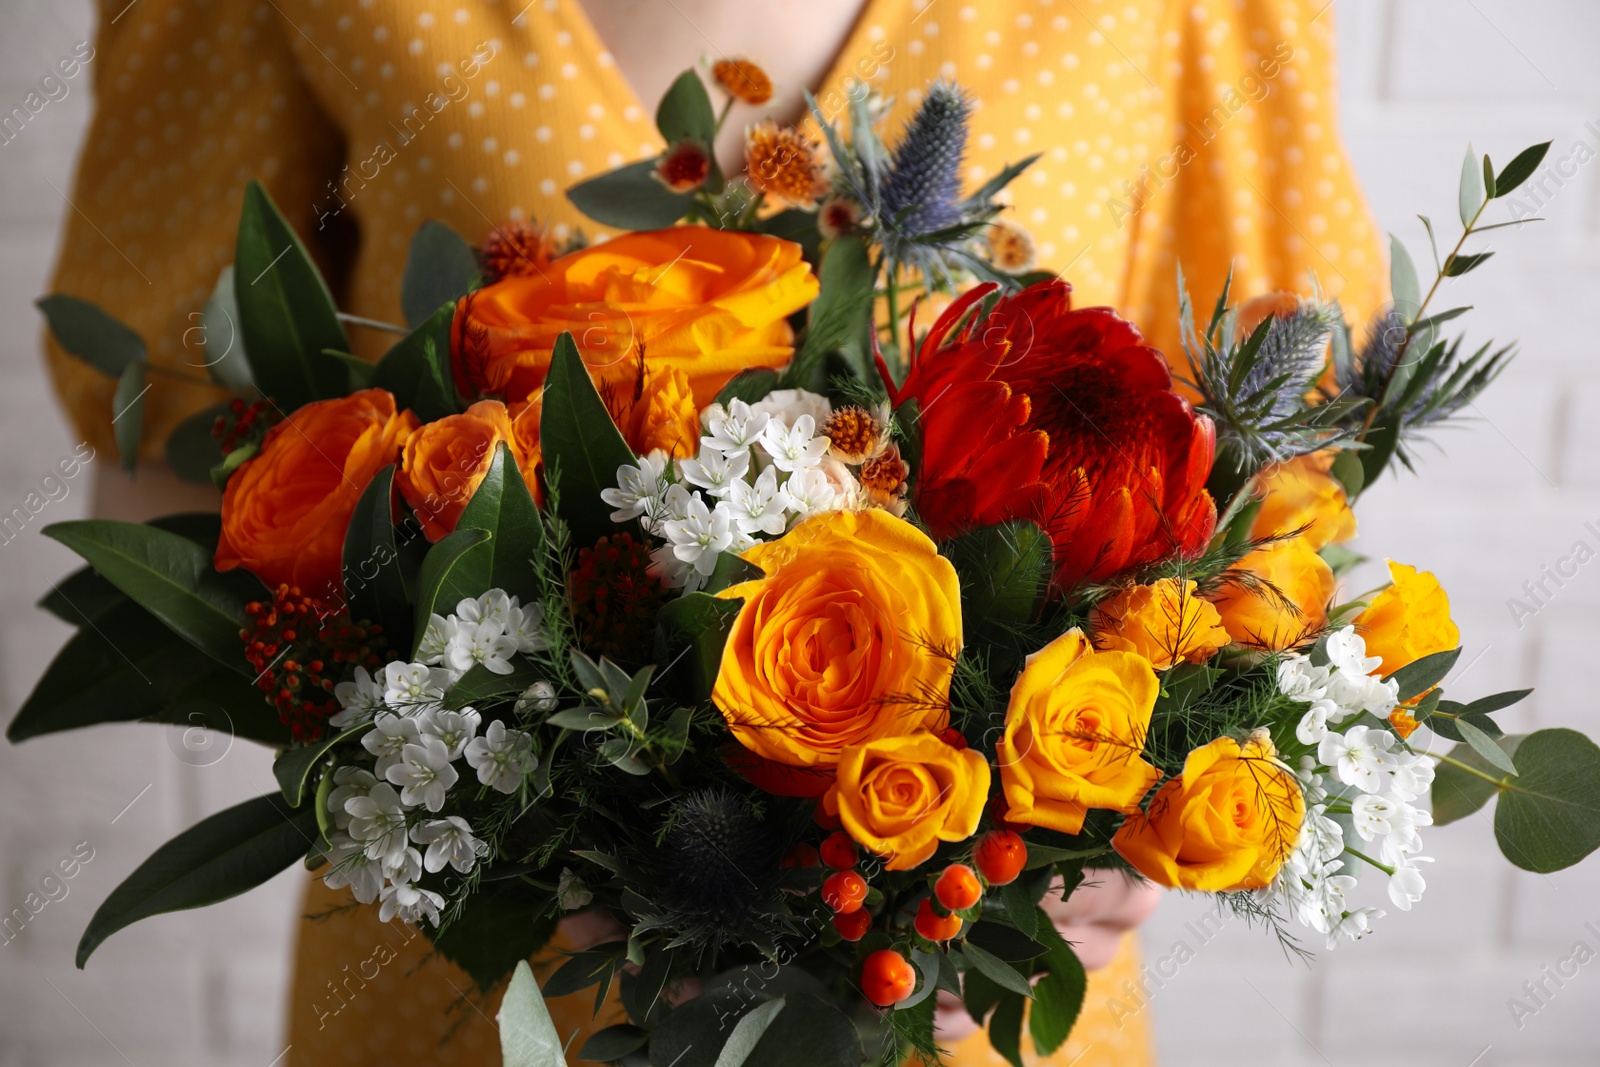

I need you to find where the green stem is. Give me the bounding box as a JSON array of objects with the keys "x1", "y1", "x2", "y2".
[
  {"x1": 1436, "y1": 751, "x2": 1511, "y2": 789},
  {"x1": 1343, "y1": 846, "x2": 1394, "y2": 876},
  {"x1": 337, "y1": 311, "x2": 410, "y2": 336},
  {"x1": 736, "y1": 191, "x2": 765, "y2": 230},
  {"x1": 714, "y1": 96, "x2": 735, "y2": 136},
  {"x1": 884, "y1": 258, "x2": 902, "y2": 375}
]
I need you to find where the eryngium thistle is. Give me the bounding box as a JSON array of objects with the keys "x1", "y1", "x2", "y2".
[
  {"x1": 645, "y1": 787, "x2": 790, "y2": 949},
  {"x1": 878, "y1": 81, "x2": 970, "y2": 242}
]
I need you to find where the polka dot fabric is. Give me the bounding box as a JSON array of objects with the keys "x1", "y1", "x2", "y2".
[
  {"x1": 48, "y1": 2, "x2": 1382, "y2": 1064},
  {"x1": 50, "y1": 0, "x2": 1382, "y2": 462}
]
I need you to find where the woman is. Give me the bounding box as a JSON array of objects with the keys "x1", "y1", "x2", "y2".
[{"x1": 49, "y1": 1, "x2": 1384, "y2": 1063}]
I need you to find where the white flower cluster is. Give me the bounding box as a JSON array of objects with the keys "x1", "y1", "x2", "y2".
[
  {"x1": 1269, "y1": 626, "x2": 1434, "y2": 948},
  {"x1": 319, "y1": 591, "x2": 547, "y2": 928},
  {"x1": 600, "y1": 390, "x2": 862, "y2": 592}
]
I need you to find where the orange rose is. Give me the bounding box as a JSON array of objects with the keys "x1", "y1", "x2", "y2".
[
  {"x1": 713, "y1": 510, "x2": 962, "y2": 770},
  {"x1": 1355, "y1": 560, "x2": 1460, "y2": 678},
  {"x1": 996, "y1": 629, "x2": 1161, "y2": 835},
  {"x1": 217, "y1": 389, "x2": 417, "y2": 597},
  {"x1": 1112, "y1": 732, "x2": 1305, "y2": 892},
  {"x1": 1089, "y1": 578, "x2": 1231, "y2": 669},
  {"x1": 1249, "y1": 452, "x2": 1356, "y2": 550},
  {"x1": 452, "y1": 227, "x2": 819, "y2": 406},
  {"x1": 395, "y1": 400, "x2": 541, "y2": 541},
  {"x1": 1207, "y1": 538, "x2": 1335, "y2": 651},
  {"x1": 823, "y1": 733, "x2": 991, "y2": 870},
  {"x1": 604, "y1": 363, "x2": 700, "y2": 459}
]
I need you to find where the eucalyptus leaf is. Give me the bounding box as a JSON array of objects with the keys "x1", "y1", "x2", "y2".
[
  {"x1": 1388, "y1": 235, "x2": 1421, "y2": 322},
  {"x1": 1458, "y1": 145, "x2": 1483, "y2": 227},
  {"x1": 37, "y1": 293, "x2": 146, "y2": 376},
  {"x1": 200, "y1": 265, "x2": 254, "y2": 391},
  {"x1": 500, "y1": 960, "x2": 570, "y2": 1067},
  {"x1": 1386, "y1": 647, "x2": 1460, "y2": 702},
  {"x1": 111, "y1": 360, "x2": 147, "y2": 474},
  {"x1": 1493, "y1": 141, "x2": 1553, "y2": 198},
  {"x1": 1494, "y1": 729, "x2": 1600, "y2": 873},
  {"x1": 1458, "y1": 716, "x2": 1518, "y2": 776},
  {"x1": 656, "y1": 69, "x2": 716, "y2": 146},
  {"x1": 568, "y1": 160, "x2": 694, "y2": 230},
  {"x1": 1432, "y1": 735, "x2": 1523, "y2": 826}
]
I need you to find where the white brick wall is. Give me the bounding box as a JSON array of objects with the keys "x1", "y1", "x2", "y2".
[{"x1": 2, "y1": 1, "x2": 1598, "y2": 1064}]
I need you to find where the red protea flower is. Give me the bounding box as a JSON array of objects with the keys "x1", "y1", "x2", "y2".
[{"x1": 888, "y1": 279, "x2": 1216, "y2": 591}]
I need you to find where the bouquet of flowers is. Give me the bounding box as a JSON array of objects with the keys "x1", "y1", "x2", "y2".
[{"x1": 18, "y1": 59, "x2": 1600, "y2": 1067}]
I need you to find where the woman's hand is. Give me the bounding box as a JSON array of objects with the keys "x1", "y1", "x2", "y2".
[{"x1": 933, "y1": 871, "x2": 1161, "y2": 1043}]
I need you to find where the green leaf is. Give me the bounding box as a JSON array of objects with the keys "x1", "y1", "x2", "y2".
[
  {"x1": 77, "y1": 792, "x2": 316, "y2": 967},
  {"x1": 401, "y1": 219, "x2": 478, "y2": 328},
  {"x1": 1329, "y1": 449, "x2": 1365, "y2": 500},
  {"x1": 154, "y1": 670, "x2": 290, "y2": 746},
  {"x1": 437, "y1": 443, "x2": 544, "y2": 606},
  {"x1": 960, "y1": 941, "x2": 1034, "y2": 999},
  {"x1": 429, "y1": 885, "x2": 557, "y2": 991},
  {"x1": 1493, "y1": 141, "x2": 1553, "y2": 198},
  {"x1": 42, "y1": 520, "x2": 261, "y2": 674},
  {"x1": 1458, "y1": 145, "x2": 1483, "y2": 227},
  {"x1": 444, "y1": 659, "x2": 544, "y2": 710},
  {"x1": 1359, "y1": 416, "x2": 1401, "y2": 489},
  {"x1": 37, "y1": 293, "x2": 146, "y2": 376},
  {"x1": 1029, "y1": 939, "x2": 1086, "y2": 1056},
  {"x1": 987, "y1": 992, "x2": 1026, "y2": 1067},
  {"x1": 741, "y1": 995, "x2": 862, "y2": 1067},
  {"x1": 111, "y1": 359, "x2": 148, "y2": 474},
  {"x1": 1442, "y1": 251, "x2": 1494, "y2": 277},
  {"x1": 500, "y1": 960, "x2": 570, "y2": 1067},
  {"x1": 897, "y1": 948, "x2": 944, "y2": 1012},
  {"x1": 654, "y1": 591, "x2": 740, "y2": 703},
  {"x1": 1000, "y1": 881, "x2": 1040, "y2": 939},
  {"x1": 1458, "y1": 717, "x2": 1518, "y2": 776},
  {"x1": 370, "y1": 302, "x2": 459, "y2": 423},
  {"x1": 1482, "y1": 153, "x2": 1497, "y2": 199},
  {"x1": 539, "y1": 332, "x2": 638, "y2": 548},
  {"x1": 568, "y1": 160, "x2": 694, "y2": 230},
  {"x1": 966, "y1": 920, "x2": 1048, "y2": 962},
  {"x1": 233, "y1": 180, "x2": 349, "y2": 409},
  {"x1": 711, "y1": 997, "x2": 787, "y2": 1067},
  {"x1": 578, "y1": 1025, "x2": 649, "y2": 1063},
  {"x1": 341, "y1": 465, "x2": 411, "y2": 647},
  {"x1": 1433, "y1": 735, "x2": 1523, "y2": 826},
  {"x1": 1022, "y1": 844, "x2": 1108, "y2": 870},
  {"x1": 1463, "y1": 689, "x2": 1534, "y2": 716},
  {"x1": 165, "y1": 403, "x2": 231, "y2": 486},
  {"x1": 273, "y1": 725, "x2": 363, "y2": 808},
  {"x1": 1388, "y1": 235, "x2": 1421, "y2": 321},
  {"x1": 656, "y1": 69, "x2": 716, "y2": 146},
  {"x1": 200, "y1": 265, "x2": 254, "y2": 392},
  {"x1": 1386, "y1": 647, "x2": 1460, "y2": 702},
  {"x1": 648, "y1": 988, "x2": 745, "y2": 1067},
  {"x1": 715, "y1": 368, "x2": 781, "y2": 409},
  {"x1": 1494, "y1": 729, "x2": 1600, "y2": 872},
  {"x1": 211, "y1": 443, "x2": 257, "y2": 492},
  {"x1": 38, "y1": 564, "x2": 127, "y2": 627},
  {"x1": 943, "y1": 520, "x2": 1051, "y2": 630},
  {"x1": 410, "y1": 527, "x2": 492, "y2": 657},
  {"x1": 780, "y1": 236, "x2": 872, "y2": 391},
  {"x1": 323, "y1": 349, "x2": 375, "y2": 392}
]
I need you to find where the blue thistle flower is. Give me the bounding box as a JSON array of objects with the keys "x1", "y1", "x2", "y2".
[{"x1": 879, "y1": 81, "x2": 971, "y2": 249}]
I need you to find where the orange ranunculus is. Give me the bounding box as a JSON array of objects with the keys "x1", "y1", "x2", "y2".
[
  {"x1": 603, "y1": 362, "x2": 700, "y2": 459},
  {"x1": 1207, "y1": 538, "x2": 1335, "y2": 652},
  {"x1": 713, "y1": 509, "x2": 963, "y2": 770},
  {"x1": 1234, "y1": 290, "x2": 1303, "y2": 338},
  {"x1": 1249, "y1": 452, "x2": 1356, "y2": 550},
  {"x1": 217, "y1": 388, "x2": 417, "y2": 598},
  {"x1": 1112, "y1": 731, "x2": 1305, "y2": 892},
  {"x1": 823, "y1": 733, "x2": 991, "y2": 870},
  {"x1": 451, "y1": 227, "x2": 819, "y2": 406},
  {"x1": 1089, "y1": 578, "x2": 1231, "y2": 670},
  {"x1": 996, "y1": 629, "x2": 1161, "y2": 835},
  {"x1": 1354, "y1": 560, "x2": 1460, "y2": 679},
  {"x1": 394, "y1": 399, "x2": 541, "y2": 542}
]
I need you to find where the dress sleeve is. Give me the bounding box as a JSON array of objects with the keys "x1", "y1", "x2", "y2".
[
  {"x1": 45, "y1": 0, "x2": 345, "y2": 461},
  {"x1": 1121, "y1": 0, "x2": 1388, "y2": 369}
]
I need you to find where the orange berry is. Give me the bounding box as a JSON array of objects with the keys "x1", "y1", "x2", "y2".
[
  {"x1": 820, "y1": 831, "x2": 859, "y2": 870},
  {"x1": 821, "y1": 870, "x2": 868, "y2": 914},
  {"x1": 975, "y1": 830, "x2": 1028, "y2": 886},
  {"x1": 781, "y1": 844, "x2": 820, "y2": 869},
  {"x1": 861, "y1": 949, "x2": 917, "y2": 1007},
  {"x1": 832, "y1": 908, "x2": 871, "y2": 941},
  {"x1": 935, "y1": 863, "x2": 983, "y2": 911},
  {"x1": 914, "y1": 898, "x2": 963, "y2": 942}
]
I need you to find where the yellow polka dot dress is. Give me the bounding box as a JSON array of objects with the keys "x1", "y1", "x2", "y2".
[{"x1": 49, "y1": 2, "x2": 1385, "y2": 1065}]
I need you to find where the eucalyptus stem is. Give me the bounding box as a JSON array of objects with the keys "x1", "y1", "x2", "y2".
[
  {"x1": 1435, "y1": 751, "x2": 1511, "y2": 789},
  {"x1": 337, "y1": 311, "x2": 410, "y2": 336}
]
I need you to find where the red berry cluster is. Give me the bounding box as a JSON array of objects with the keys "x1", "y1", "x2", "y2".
[
  {"x1": 211, "y1": 397, "x2": 278, "y2": 455},
  {"x1": 242, "y1": 584, "x2": 389, "y2": 743},
  {"x1": 567, "y1": 533, "x2": 670, "y2": 660}
]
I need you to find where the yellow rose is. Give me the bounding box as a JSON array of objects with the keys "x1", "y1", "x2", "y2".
[
  {"x1": 1249, "y1": 452, "x2": 1357, "y2": 550},
  {"x1": 823, "y1": 733, "x2": 991, "y2": 870},
  {"x1": 996, "y1": 629, "x2": 1161, "y2": 835},
  {"x1": 1089, "y1": 578, "x2": 1231, "y2": 669},
  {"x1": 1112, "y1": 732, "x2": 1305, "y2": 891},
  {"x1": 1206, "y1": 538, "x2": 1335, "y2": 651},
  {"x1": 1355, "y1": 560, "x2": 1460, "y2": 678},
  {"x1": 713, "y1": 510, "x2": 962, "y2": 769}
]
